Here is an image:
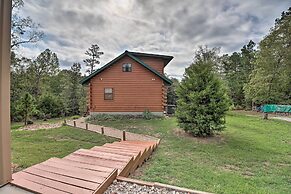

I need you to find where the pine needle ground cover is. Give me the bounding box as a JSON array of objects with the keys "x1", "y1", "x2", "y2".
[{"x1": 90, "y1": 112, "x2": 291, "y2": 194}]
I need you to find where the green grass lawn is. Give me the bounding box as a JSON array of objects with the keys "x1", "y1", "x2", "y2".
[
  {"x1": 89, "y1": 112, "x2": 291, "y2": 194},
  {"x1": 12, "y1": 125, "x2": 117, "y2": 171}
]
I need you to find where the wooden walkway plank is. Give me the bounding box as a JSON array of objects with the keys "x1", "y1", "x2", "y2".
[
  {"x1": 11, "y1": 178, "x2": 68, "y2": 194},
  {"x1": 43, "y1": 159, "x2": 110, "y2": 178},
  {"x1": 73, "y1": 149, "x2": 132, "y2": 162},
  {"x1": 93, "y1": 169, "x2": 117, "y2": 194},
  {"x1": 49, "y1": 158, "x2": 113, "y2": 173},
  {"x1": 113, "y1": 142, "x2": 156, "y2": 151},
  {"x1": 91, "y1": 146, "x2": 141, "y2": 157},
  {"x1": 103, "y1": 143, "x2": 148, "y2": 153},
  {"x1": 11, "y1": 139, "x2": 158, "y2": 193},
  {"x1": 119, "y1": 141, "x2": 158, "y2": 150},
  {"x1": 118, "y1": 157, "x2": 134, "y2": 177},
  {"x1": 13, "y1": 172, "x2": 92, "y2": 194},
  {"x1": 94, "y1": 145, "x2": 142, "y2": 155},
  {"x1": 80, "y1": 149, "x2": 133, "y2": 160},
  {"x1": 105, "y1": 143, "x2": 153, "y2": 160},
  {"x1": 23, "y1": 167, "x2": 99, "y2": 191},
  {"x1": 89, "y1": 147, "x2": 142, "y2": 175},
  {"x1": 63, "y1": 155, "x2": 124, "y2": 170},
  {"x1": 66, "y1": 153, "x2": 128, "y2": 168},
  {"x1": 33, "y1": 163, "x2": 105, "y2": 184}
]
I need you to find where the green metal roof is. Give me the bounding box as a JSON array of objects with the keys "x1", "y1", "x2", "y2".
[
  {"x1": 80, "y1": 50, "x2": 173, "y2": 85},
  {"x1": 127, "y1": 51, "x2": 173, "y2": 66}
]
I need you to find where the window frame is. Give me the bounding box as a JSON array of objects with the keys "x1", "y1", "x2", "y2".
[
  {"x1": 122, "y1": 63, "x2": 132, "y2": 72},
  {"x1": 104, "y1": 88, "x2": 114, "y2": 100}
]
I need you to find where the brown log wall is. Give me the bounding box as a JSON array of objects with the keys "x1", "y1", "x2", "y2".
[{"x1": 89, "y1": 56, "x2": 165, "y2": 113}]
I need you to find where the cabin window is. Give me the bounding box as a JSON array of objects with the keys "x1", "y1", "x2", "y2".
[
  {"x1": 104, "y1": 88, "x2": 113, "y2": 100},
  {"x1": 122, "y1": 63, "x2": 132, "y2": 72}
]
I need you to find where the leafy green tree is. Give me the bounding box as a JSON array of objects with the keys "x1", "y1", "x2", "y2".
[
  {"x1": 27, "y1": 49, "x2": 59, "y2": 97},
  {"x1": 167, "y1": 77, "x2": 179, "y2": 106},
  {"x1": 220, "y1": 40, "x2": 256, "y2": 109},
  {"x1": 245, "y1": 8, "x2": 291, "y2": 105},
  {"x1": 176, "y1": 47, "x2": 230, "y2": 137},
  {"x1": 18, "y1": 93, "x2": 36, "y2": 125},
  {"x1": 83, "y1": 44, "x2": 104, "y2": 74},
  {"x1": 38, "y1": 94, "x2": 64, "y2": 118},
  {"x1": 11, "y1": 0, "x2": 43, "y2": 49},
  {"x1": 69, "y1": 63, "x2": 82, "y2": 115}
]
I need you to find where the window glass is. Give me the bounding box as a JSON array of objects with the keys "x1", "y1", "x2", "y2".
[
  {"x1": 104, "y1": 88, "x2": 113, "y2": 100},
  {"x1": 122, "y1": 63, "x2": 132, "y2": 72}
]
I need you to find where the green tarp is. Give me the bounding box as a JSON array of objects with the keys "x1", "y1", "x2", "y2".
[{"x1": 262, "y1": 104, "x2": 291, "y2": 113}]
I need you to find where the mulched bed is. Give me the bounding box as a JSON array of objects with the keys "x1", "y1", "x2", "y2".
[{"x1": 104, "y1": 181, "x2": 189, "y2": 194}]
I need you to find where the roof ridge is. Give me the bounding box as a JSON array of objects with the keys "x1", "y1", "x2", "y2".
[{"x1": 80, "y1": 51, "x2": 173, "y2": 85}]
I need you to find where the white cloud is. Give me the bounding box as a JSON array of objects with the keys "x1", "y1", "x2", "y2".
[{"x1": 17, "y1": 0, "x2": 290, "y2": 78}]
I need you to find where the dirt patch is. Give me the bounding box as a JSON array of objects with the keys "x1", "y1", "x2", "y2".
[
  {"x1": 242, "y1": 170, "x2": 255, "y2": 178},
  {"x1": 173, "y1": 128, "x2": 225, "y2": 144},
  {"x1": 263, "y1": 161, "x2": 270, "y2": 167},
  {"x1": 12, "y1": 163, "x2": 21, "y2": 173},
  {"x1": 277, "y1": 163, "x2": 290, "y2": 167},
  {"x1": 220, "y1": 164, "x2": 241, "y2": 172},
  {"x1": 18, "y1": 122, "x2": 62, "y2": 131}
]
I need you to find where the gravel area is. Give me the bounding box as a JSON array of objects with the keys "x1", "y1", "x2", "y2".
[
  {"x1": 104, "y1": 181, "x2": 189, "y2": 194},
  {"x1": 271, "y1": 116, "x2": 291, "y2": 122}
]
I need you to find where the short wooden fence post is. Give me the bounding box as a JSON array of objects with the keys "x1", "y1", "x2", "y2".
[
  {"x1": 86, "y1": 123, "x2": 88, "y2": 130},
  {"x1": 73, "y1": 121, "x2": 76, "y2": 127},
  {"x1": 101, "y1": 127, "x2": 104, "y2": 134},
  {"x1": 64, "y1": 119, "x2": 66, "y2": 124},
  {"x1": 122, "y1": 130, "x2": 126, "y2": 141}
]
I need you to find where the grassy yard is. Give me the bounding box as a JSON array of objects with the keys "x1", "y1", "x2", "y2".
[
  {"x1": 12, "y1": 125, "x2": 117, "y2": 171},
  {"x1": 89, "y1": 112, "x2": 291, "y2": 194}
]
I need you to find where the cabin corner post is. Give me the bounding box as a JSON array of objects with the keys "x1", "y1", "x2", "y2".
[{"x1": 0, "y1": 0, "x2": 12, "y2": 186}]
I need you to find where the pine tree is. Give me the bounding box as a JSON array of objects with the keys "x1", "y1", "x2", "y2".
[
  {"x1": 83, "y1": 44, "x2": 104, "y2": 74},
  {"x1": 18, "y1": 92, "x2": 35, "y2": 125},
  {"x1": 69, "y1": 63, "x2": 82, "y2": 115},
  {"x1": 176, "y1": 47, "x2": 230, "y2": 137}
]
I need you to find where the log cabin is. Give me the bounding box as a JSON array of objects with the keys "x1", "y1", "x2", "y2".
[{"x1": 80, "y1": 50, "x2": 173, "y2": 115}]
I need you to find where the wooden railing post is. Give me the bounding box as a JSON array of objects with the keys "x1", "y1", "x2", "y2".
[
  {"x1": 86, "y1": 123, "x2": 88, "y2": 130},
  {"x1": 101, "y1": 127, "x2": 104, "y2": 134},
  {"x1": 0, "y1": 0, "x2": 12, "y2": 185},
  {"x1": 122, "y1": 130, "x2": 126, "y2": 141},
  {"x1": 73, "y1": 121, "x2": 76, "y2": 127}
]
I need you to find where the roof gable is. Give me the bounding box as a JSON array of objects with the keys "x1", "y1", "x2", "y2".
[{"x1": 80, "y1": 51, "x2": 173, "y2": 85}]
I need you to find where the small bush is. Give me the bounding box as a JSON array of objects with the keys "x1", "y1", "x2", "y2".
[{"x1": 142, "y1": 109, "x2": 155, "y2": 120}]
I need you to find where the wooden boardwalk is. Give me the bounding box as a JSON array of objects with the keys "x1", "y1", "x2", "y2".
[{"x1": 11, "y1": 140, "x2": 159, "y2": 194}]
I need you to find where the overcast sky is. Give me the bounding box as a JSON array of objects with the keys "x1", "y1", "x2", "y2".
[{"x1": 18, "y1": 0, "x2": 290, "y2": 78}]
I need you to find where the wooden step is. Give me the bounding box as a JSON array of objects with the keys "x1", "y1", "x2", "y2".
[
  {"x1": 64, "y1": 155, "x2": 125, "y2": 171},
  {"x1": 22, "y1": 167, "x2": 99, "y2": 190},
  {"x1": 48, "y1": 158, "x2": 114, "y2": 173},
  {"x1": 90, "y1": 147, "x2": 142, "y2": 174},
  {"x1": 13, "y1": 172, "x2": 93, "y2": 194},
  {"x1": 11, "y1": 140, "x2": 159, "y2": 193},
  {"x1": 72, "y1": 149, "x2": 132, "y2": 163}
]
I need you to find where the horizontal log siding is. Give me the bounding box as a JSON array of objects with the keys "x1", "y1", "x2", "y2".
[
  {"x1": 138, "y1": 57, "x2": 165, "y2": 74},
  {"x1": 90, "y1": 56, "x2": 165, "y2": 113}
]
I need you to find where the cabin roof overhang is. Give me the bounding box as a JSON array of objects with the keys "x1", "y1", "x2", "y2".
[{"x1": 80, "y1": 50, "x2": 173, "y2": 85}]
